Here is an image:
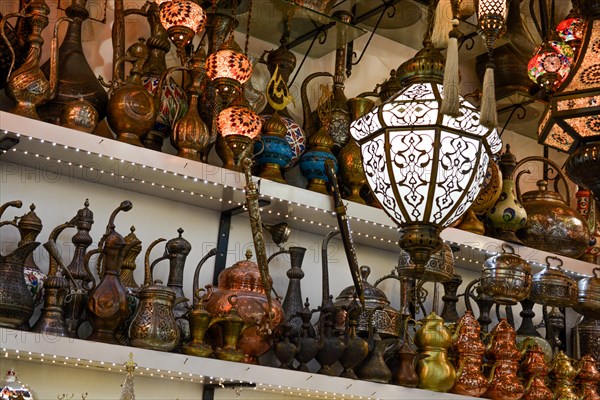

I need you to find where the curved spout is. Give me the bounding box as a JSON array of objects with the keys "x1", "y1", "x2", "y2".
[
  {"x1": 45, "y1": 219, "x2": 76, "y2": 276},
  {"x1": 321, "y1": 230, "x2": 341, "y2": 308},
  {"x1": 49, "y1": 16, "x2": 73, "y2": 99},
  {"x1": 0, "y1": 200, "x2": 22, "y2": 219},
  {"x1": 192, "y1": 248, "x2": 217, "y2": 307},
  {"x1": 107, "y1": 200, "x2": 133, "y2": 233},
  {"x1": 267, "y1": 249, "x2": 289, "y2": 264},
  {"x1": 0, "y1": 12, "x2": 26, "y2": 80},
  {"x1": 143, "y1": 238, "x2": 166, "y2": 287}
]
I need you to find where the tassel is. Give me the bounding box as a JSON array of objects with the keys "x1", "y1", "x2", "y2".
[
  {"x1": 480, "y1": 62, "x2": 498, "y2": 129},
  {"x1": 441, "y1": 24, "x2": 461, "y2": 117},
  {"x1": 432, "y1": 0, "x2": 453, "y2": 49},
  {"x1": 458, "y1": 0, "x2": 475, "y2": 18}
]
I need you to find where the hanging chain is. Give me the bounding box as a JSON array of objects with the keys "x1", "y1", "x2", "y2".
[
  {"x1": 244, "y1": 0, "x2": 254, "y2": 55},
  {"x1": 230, "y1": 0, "x2": 238, "y2": 41}
]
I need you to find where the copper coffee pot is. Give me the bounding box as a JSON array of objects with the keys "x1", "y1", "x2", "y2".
[
  {"x1": 575, "y1": 354, "x2": 600, "y2": 400},
  {"x1": 84, "y1": 201, "x2": 140, "y2": 344},
  {"x1": 209, "y1": 295, "x2": 251, "y2": 363},
  {"x1": 128, "y1": 239, "x2": 187, "y2": 352}
]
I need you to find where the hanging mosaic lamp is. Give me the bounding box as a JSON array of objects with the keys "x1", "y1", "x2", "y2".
[
  {"x1": 527, "y1": 37, "x2": 574, "y2": 94},
  {"x1": 159, "y1": 0, "x2": 206, "y2": 49}
]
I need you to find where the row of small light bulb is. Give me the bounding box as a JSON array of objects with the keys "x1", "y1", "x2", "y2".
[
  {"x1": 1, "y1": 130, "x2": 593, "y2": 278},
  {"x1": 1, "y1": 348, "x2": 376, "y2": 400}
]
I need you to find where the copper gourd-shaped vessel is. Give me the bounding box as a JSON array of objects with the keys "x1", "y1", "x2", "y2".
[
  {"x1": 575, "y1": 354, "x2": 600, "y2": 400},
  {"x1": 85, "y1": 201, "x2": 139, "y2": 344},
  {"x1": 129, "y1": 239, "x2": 186, "y2": 352},
  {"x1": 521, "y1": 344, "x2": 552, "y2": 400},
  {"x1": 273, "y1": 323, "x2": 298, "y2": 369},
  {"x1": 451, "y1": 311, "x2": 488, "y2": 397},
  {"x1": 0, "y1": 0, "x2": 60, "y2": 120},
  {"x1": 105, "y1": 39, "x2": 157, "y2": 147},
  {"x1": 414, "y1": 312, "x2": 456, "y2": 392},
  {"x1": 205, "y1": 249, "x2": 284, "y2": 363},
  {"x1": 0, "y1": 200, "x2": 39, "y2": 328},
  {"x1": 485, "y1": 319, "x2": 524, "y2": 400},
  {"x1": 515, "y1": 156, "x2": 590, "y2": 258}
]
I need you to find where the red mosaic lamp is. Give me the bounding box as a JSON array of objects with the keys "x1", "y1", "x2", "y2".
[
  {"x1": 205, "y1": 39, "x2": 253, "y2": 107},
  {"x1": 217, "y1": 104, "x2": 262, "y2": 170},
  {"x1": 159, "y1": 0, "x2": 206, "y2": 51},
  {"x1": 527, "y1": 36, "x2": 574, "y2": 94}
]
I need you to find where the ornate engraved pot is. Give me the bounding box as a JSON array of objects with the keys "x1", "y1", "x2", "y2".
[
  {"x1": 574, "y1": 267, "x2": 600, "y2": 319},
  {"x1": 529, "y1": 256, "x2": 577, "y2": 308},
  {"x1": 205, "y1": 249, "x2": 284, "y2": 362},
  {"x1": 129, "y1": 239, "x2": 185, "y2": 352},
  {"x1": 398, "y1": 243, "x2": 455, "y2": 283},
  {"x1": 480, "y1": 243, "x2": 532, "y2": 305},
  {"x1": 334, "y1": 265, "x2": 401, "y2": 338},
  {"x1": 516, "y1": 157, "x2": 589, "y2": 258}
]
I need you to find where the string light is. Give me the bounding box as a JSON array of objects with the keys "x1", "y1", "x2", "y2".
[{"x1": 1, "y1": 131, "x2": 595, "y2": 279}]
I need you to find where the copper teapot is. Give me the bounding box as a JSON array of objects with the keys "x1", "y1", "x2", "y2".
[
  {"x1": 204, "y1": 249, "x2": 284, "y2": 363},
  {"x1": 516, "y1": 156, "x2": 590, "y2": 258},
  {"x1": 128, "y1": 239, "x2": 187, "y2": 352}
]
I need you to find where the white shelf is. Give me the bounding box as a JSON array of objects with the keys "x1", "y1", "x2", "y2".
[
  {"x1": 0, "y1": 111, "x2": 597, "y2": 279},
  {"x1": 0, "y1": 328, "x2": 477, "y2": 400}
]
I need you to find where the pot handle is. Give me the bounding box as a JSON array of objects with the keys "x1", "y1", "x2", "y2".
[
  {"x1": 594, "y1": 268, "x2": 600, "y2": 278},
  {"x1": 514, "y1": 156, "x2": 571, "y2": 202},
  {"x1": 501, "y1": 243, "x2": 515, "y2": 254},
  {"x1": 545, "y1": 255, "x2": 564, "y2": 270}
]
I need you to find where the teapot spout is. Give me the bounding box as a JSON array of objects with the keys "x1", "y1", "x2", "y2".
[{"x1": 1, "y1": 241, "x2": 40, "y2": 264}]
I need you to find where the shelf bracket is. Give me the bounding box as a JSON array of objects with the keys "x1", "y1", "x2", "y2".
[
  {"x1": 346, "y1": 1, "x2": 397, "y2": 77},
  {"x1": 498, "y1": 103, "x2": 527, "y2": 137},
  {"x1": 0, "y1": 136, "x2": 19, "y2": 156}
]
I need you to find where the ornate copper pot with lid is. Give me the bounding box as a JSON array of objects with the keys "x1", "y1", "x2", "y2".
[
  {"x1": 334, "y1": 265, "x2": 401, "y2": 338},
  {"x1": 397, "y1": 243, "x2": 455, "y2": 283},
  {"x1": 480, "y1": 243, "x2": 532, "y2": 305},
  {"x1": 204, "y1": 249, "x2": 284, "y2": 363},
  {"x1": 515, "y1": 156, "x2": 590, "y2": 258},
  {"x1": 574, "y1": 267, "x2": 600, "y2": 319},
  {"x1": 529, "y1": 256, "x2": 578, "y2": 308}
]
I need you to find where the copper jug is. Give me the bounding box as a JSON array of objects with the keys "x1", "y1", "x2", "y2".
[
  {"x1": 205, "y1": 249, "x2": 284, "y2": 363},
  {"x1": 339, "y1": 299, "x2": 369, "y2": 379},
  {"x1": 414, "y1": 312, "x2": 456, "y2": 392},
  {"x1": 105, "y1": 39, "x2": 157, "y2": 146},
  {"x1": 451, "y1": 312, "x2": 487, "y2": 397},
  {"x1": 485, "y1": 360, "x2": 525, "y2": 400},
  {"x1": 85, "y1": 201, "x2": 139, "y2": 344},
  {"x1": 516, "y1": 156, "x2": 590, "y2": 259},
  {"x1": 129, "y1": 239, "x2": 187, "y2": 352},
  {"x1": 393, "y1": 341, "x2": 427, "y2": 388},
  {"x1": 0, "y1": 200, "x2": 39, "y2": 328},
  {"x1": 521, "y1": 344, "x2": 552, "y2": 400}
]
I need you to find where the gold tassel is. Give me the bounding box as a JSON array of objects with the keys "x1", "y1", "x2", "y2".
[
  {"x1": 441, "y1": 23, "x2": 461, "y2": 117},
  {"x1": 458, "y1": 0, "x2": 475, "y2": 18},
  {"x1": 432, "y1": 0, "x2": 453, "y2": 49},
  {"x1": 480, "y1": 63, "x2": 497, "y2": 129}
]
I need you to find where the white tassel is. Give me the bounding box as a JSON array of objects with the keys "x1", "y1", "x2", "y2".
[
  {"x1": 432, "y1": 0, "x2": 453, "y2": 49},
  {"x1": 441, "y1": 26, "x2": 461, "y2": 117},
  {"x1": 458, "y1": 0, "x2": 475, "y2": 18},
  {"x1": 480, "y1": 65, "x2": 498, "y2": 129}
]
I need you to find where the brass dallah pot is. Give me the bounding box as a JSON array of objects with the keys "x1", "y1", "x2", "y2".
[{"x1": 515, "y1": 156, "x2": 590, "y2": 258}]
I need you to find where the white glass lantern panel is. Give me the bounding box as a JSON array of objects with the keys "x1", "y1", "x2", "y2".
[
  {"x1": 429, "y1": 131, "x2": 481, "y2": 224},
  {"x1": 382, "y1": 99, "x2": 439, "y2": 127},
  {"x1": 387, "y1": 129, "x2": 436, "y2": 224},
  {"x1": 442, "y1": 103, "x2": 488, "y2": 136},
  {"x1": 486, "y1": 128, "x2": 503, "y2": 154},
  {"x1": 445, "y1": 151, "x2": 489, "y2": 226},
  {"x1": 350, "y1": 107, "x2": 383, "y2": 141},
  {"x1": 361, "y1": 134, "x2": 404, "y2": 224},
  {"x1": 391, "y1": 83, "x2": 437, "y2": 103}
]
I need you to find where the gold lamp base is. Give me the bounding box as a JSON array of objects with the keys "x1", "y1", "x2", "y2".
[
  {"x1": 307, "y1": 178, "x2": 329, "y2": 195},
  {"x1": 398, "y1": 223, "x2": 442, "y2": 279},
  {"x1": 220, "y1": 134, "x2": 254, "y2": 171}
]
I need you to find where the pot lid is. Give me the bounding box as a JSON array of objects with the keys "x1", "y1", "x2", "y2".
[
  {"x1": 166, "y1": 228, "x2": 191, "y2": 255},
  {"x1": 521, "y1": 180, "x2": 565, "y2": 204},
  {"x1": 17, "y1": 204, "x2": 42, "y2": 233},
  {"x1": 140, "y1": 279, "x2": 177, "y2": 299},
  {"x1": 484, "y1": 243, "x2": 531, "y2": 271},
  {"x1": 336, "y1": 265, "x2": 390, "y2": 306},
  {"x1": 218, "y1": 248, "x2": 271, "y2": 291}
]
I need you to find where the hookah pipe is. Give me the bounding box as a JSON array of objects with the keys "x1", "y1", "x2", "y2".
[
  {"x1": 241, "y1": 157, "x2": 274, "y2": 330},
  {"x1": 324, "y1": 159, "x2": 365, "y2": 306}
]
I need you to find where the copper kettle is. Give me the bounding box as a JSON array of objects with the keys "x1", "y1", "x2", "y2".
[
  {"x1": 128, "y1": 239, "x2": 187, "y2": 352},
  {"x1": 204, "y1": 249, "x2": 284, "y2": 363}
]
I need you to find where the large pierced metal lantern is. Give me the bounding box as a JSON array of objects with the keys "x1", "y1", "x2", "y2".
[
  {"x1": 349, "y1": 42, "x2": 502, "y2": 273},
  {"x1": 537, "y1": 3, "x2": 600, "y2": 200}
]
